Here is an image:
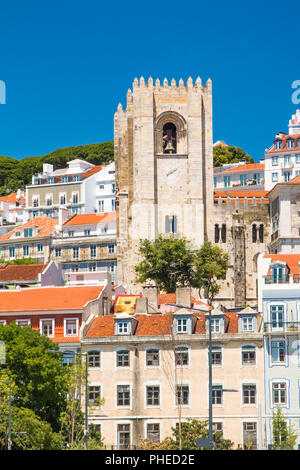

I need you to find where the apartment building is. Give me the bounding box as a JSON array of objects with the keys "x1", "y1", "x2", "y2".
[
  {"x1": 81, "y1": 290, "x2": 264, "y2": 449},
  {"x1": 26, "y1": 159, "x2": 104, "y2": 219},
  {"x1": 51, "y1": 212, "x2": 117, "y2": 283},
  {"x1": 264, "y1": 110, "x2": 300, "y2": 190},
  {"x1": 0, "y1": 260, "x2": 63, "y2": 288},
  {"x1": 257, "y1": 253, "x2": 300, "y2": 449},
  {"x1": 213, "y1": 162, "x2": 265, "y2": 191},
  {"x1": 0, "y1": 190, "x2": 26, "y2": 228}
]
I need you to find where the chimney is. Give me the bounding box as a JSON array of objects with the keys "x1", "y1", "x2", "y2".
[
  {"x1": 142, "y1": 285, "x2": 158, "y2": 310},
  {"x1": 43, "y1": 163, "x2": 54, "y2": 174},
  {"x1": 58, "y1": 207, "x2": 69, "y2": 226},
  {"x1": 135, "y1": 296, "x2": 148, "y2": 314},
  {"x1": 176, "y1": 286, "x2": 191, "y2": 308}
]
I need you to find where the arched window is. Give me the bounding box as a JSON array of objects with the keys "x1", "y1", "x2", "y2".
[{"x1": 163, "y1": 123, "x2": 177, "y2": 154}]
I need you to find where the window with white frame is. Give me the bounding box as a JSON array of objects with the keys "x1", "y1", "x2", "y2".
[
  {"x1": 270, "y1": 305, "x2": 284, "y2": 329},
  {"x1": 117, "y1": 424, "x2": 130, "y2": 449},
  {"x1": 40, "y1": 319, "x2": 54, "y2": 337},
  {"x1": 37, "y1": 243, "x2": 43, "y2": 253},
  {"x1": 296, "y1": 154, "x2": 300, "y2": 163},
  {"x1": 88, "y1": 350, "x2": 101, "y2": 368},
  {"x1": 32, "y1": 196, "x2": 39, "y2": 207},
  {"x1": 88, "y1": 385, "x2": 101, "y2": 405},
  {"x1": 176, "y1": 384, "x2": 189, "y2": 405},
  {"x1": 212, "y1": 385, "x2": 223, "y2": 405},
  {"x1": 117, "y1": 385, "x2": 130, "y2": 406},
  {"x1": 90, "y1": 245, "x2": 96, "y2": 258},
  {"x1": 174, "y1": 346, "x2": 189, "y2": 366},
  {"x1": 272, "y1": 156, "x2": 278, "y2": 166},
  {"x1": 45, "y1": 194, "x2": 53, "y2": 206},
  {"x1": 84, "y1": 229, "x2": 91, "y2": 236},
  {"x1": 211, "y1": 346, "x2": 222, "y2": 365},
  {"x1": 242, "y1": 384, "x2": 256, "y2": 405},
  {"x1": 176, "y1": 317, "x2": 188, "y2": 333},
  {"x1": 241, "y1": 345, "x2": 256, "y2": 365},
  {"x1": 72, "y1": 192, "x2": 79, "y2": 204},
  {"x1": 73, "y1": 247, "x2": 79, "y2": 259},
  {"x1": 108, "y1": 244, "x2": 115, "y2": 253},
  {"x1": 146, "y1": 348, "x2": 159, "y2": 366},
  {"x1": 16, "y1": 319, "x2": 31, "y2": 328},
  {"x1": 211, "y1": 318, "x2": 220, "y2": 333},
  {"x1": 9, "y1": 247, "x2": 15, "y2": 258},
  {"x1": 271, "y1": 340, "x2": 286, "y2": 363},
  {"x1": 116, "y1": 350, "x2": 130, "y2": 367},
  {"x1": 55, "y1": 247, "x2": 61, "y2": 257},
  {"x1": 272, "y1": 382, "x2": 287, "y2": 405},
  {"x1": 242, "y1": 316, "x2": 254, "y2": 332},
  {"x1": 64, "y1": 318, "x2": 78, "y2": 336},
  {"x1": 98, "y1": 200, "x2": 104, "y2": 212},
  {"x1": 213, "y1": 422, "x2": 223, "y2": 436},
  {"x1": 59, "y1": 193, "x2": 66, "y2": 205},
  {"x1": 146, "y1": 423, "x2": 160, "y2": 443},
  {"x1": 146, "y1": 386, "x2": 160, "y2": 406},
  {"x1": 223, "y1": 175, "x2": 231, "y2": 188},
  {"x1": 116, "y1": 321, "x2": 130, "y2": 335},
  {"x1": 272, "y1": 172, "x2": 278, "y2": 182},
  {"x1": 68, "y1": 231, "x2": 74, "y2": 237},
  {"x1": 23, "y1": 245, "x2": 29, "y2": 256}
]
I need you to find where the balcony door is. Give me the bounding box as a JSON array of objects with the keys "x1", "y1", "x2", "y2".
[{"x1": 270, "y1": 305, "x2": 284, "y2": 331}]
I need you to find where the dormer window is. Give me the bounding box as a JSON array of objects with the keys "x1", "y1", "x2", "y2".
[
  {"x1": 286, "y1": 138, "x2": 295, "y2": 149},
  {"x1": 47, "y1": 177, "x2": 54, "y2": 184},
  {"x1": 61, "y1": 175, "x2": 69, "y2": 183},
  {"x1": 173, "y1": 311, "x2": 194, "y2": 335},
  {"x1": 114, "y1": 315, "x2": 136, "y2": 336},
  {"x1": 117, "y1": 321, "x2": 130, "y2": 335},
  {"x1": 274, "y1": 139, "x2": 282, "y2": 151},
  {"x1": 242, "y1": 316, "x2": 254, "y2": 332},
  {"x1": 270, "y1": 263, "x2": 287, "y2": 283},
  {"x1": 211, "y1": 318, "x2": 220, "y2": 333},
  {"x1": 73, "y1": 175, "x2": 81, "y2": 182},
  {"x1": 177, "y1": 318, "x2": 187, "y2": 333}
]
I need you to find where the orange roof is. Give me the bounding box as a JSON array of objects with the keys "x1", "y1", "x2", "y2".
[
  {"x1": 63, "y1": 212, "x2": 116, "y2": 226},
  {"x1": 0, "y1": 192, "x2": 26, "y2": 203},
  {"x1": 223, "y1": 163, "x2": 264, "y2": 173},
  {"x1": 85, "y1": 311, "x2": 239, "y2": 337},
  {"x1": 157, "y1": 293, "x2": 212, "y2": 311},
  {"x1": 0, "y1": 286, "x2": 103, "y2": 312},
  {"x1": 267, "y1": 133, "x2": 300, "y2": 153},
  {"x1": 0, "y1": 263, "x2": 48, "y2": 282},
  {"x1": 214, "y1": 190, "x2": 269, "y2": 198},
  {"x1": 264, "y1": 254, "x2": 300, "y2": 275},
  {"x1": 0, "y1": 217, "x2": 57, "y2": 241}
]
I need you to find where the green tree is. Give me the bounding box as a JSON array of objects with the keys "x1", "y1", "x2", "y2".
[
  {"x1": 0, "y1": 323, "x2": 69, "y2": 432},
  {"x1": 0, "y1": 373, "x2": 62, "y2": 450},
  {"x1": 272, "y1": 406, "x2": 298, "y2": 450},
  {"x1": 138, "y1": 419, "x2": 233, "y2": 450},
  {"x1": 191, "y1": 242, "x2": 229, "y2": 305},
  {"x1": 213, "y1": 145, "x2": 254, "y2": 168},
  {"x1": 134, "y1": 235, "x2": 195, "y2": 293}
]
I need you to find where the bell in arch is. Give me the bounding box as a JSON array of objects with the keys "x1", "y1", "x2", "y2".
[{"x1": 165, "y1": 139, "x2": 175, "y2": 153}]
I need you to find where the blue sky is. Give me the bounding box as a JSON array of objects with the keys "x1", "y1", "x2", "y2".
[{"x1": 0, "y1": 0, "x2": 299, "y2": 161}]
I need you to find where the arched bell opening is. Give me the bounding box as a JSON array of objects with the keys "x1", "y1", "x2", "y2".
[{"x1": 163, "y1": 123, "x2": 177, "y2": 154}]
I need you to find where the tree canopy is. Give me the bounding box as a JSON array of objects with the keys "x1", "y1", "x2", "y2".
[{"x1": 213, "y1": 145, "x2": 254, "y2": 168}]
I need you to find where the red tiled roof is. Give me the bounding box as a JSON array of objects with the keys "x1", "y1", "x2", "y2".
[
  {"x1": 0, "y1": 263, "x2": 47, "y2": 282},
  {"x1": 223, "y1": 163, "x2": 264, "y2": 173},
  {"x1": 263, "y1": 254, "x2": 300, "y2": 275},
  {"x1": 0, "y1": 286, "x2": 103, "y2": 312},
  {"x1": 0, "y1": 192, "x2": 26, "y2": 203},
  {"x1": 157, "y1": 293, "x2": 211, "y2": 311},
  {"x1": 0, "y1": 217, "x2": 58, "y2": 241},
  {"x1": 63, "y1": 212, "x2": 116, "y2": 226},
  {"x1": 214, "y1": 190, "x2": 269, "y2": 199},
  {"x1": 267, "y1": 133, "x2": 300, "y2": 153}
]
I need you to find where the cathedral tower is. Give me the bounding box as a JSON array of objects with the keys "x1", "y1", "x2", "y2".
[{"x1": 114, "y1": 76, "x2": 214, "y2": 290}]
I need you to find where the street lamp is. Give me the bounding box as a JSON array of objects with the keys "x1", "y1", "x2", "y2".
[
  {"x1": 48, "y1": 349, "x2": 89, "y2": 450},
  {"x1": 0, "y1": 380, "x2": 12, "y2": 450}
]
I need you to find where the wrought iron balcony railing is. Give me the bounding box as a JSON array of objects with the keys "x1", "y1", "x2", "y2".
[{"x1": 263, "y1": 322, "x2": 300, "y2": 333}]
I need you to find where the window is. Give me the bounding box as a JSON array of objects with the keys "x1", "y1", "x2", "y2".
[
  {"x1": 88, "y1": 351, "x2": 101, "y2": 367},
  {"x1": 117, "y1": 385, "x2": 130, "y2": 406},
  {"x1": 116, "y1": 350, "x2": 130, "y2": 367},
  {"x1": 243, "y1": 422, "x2": 257, "y2": 450},
  {"x1": 163, "y1": 122, "x2": 177, "y2": 154},
  {"x1": 37, "y1": 243, "x2": 43, "y2": 253},
  {"x1": 211, "y1": 346, "x2": 222, "y2": 365},
  {"x1": 32, "y1": 211, "x2": 39, "y2": 218},
  {"x1": 212, "y1": 385, "x2": 222, "y2": 405},
  {"x1": 176, "y1": 318, "x2": 188, "y2": 333},
  {"x1": 214, "y1": 224, "x2": 220, "y2": 243},
  {"x1": 213, "y1": 177, "x2": 217, "y2": 188},
  {"x1": 68, "y1": 231, "x2": 74, "y2": 237},
  {"x1": 211, "y1": 318, "x2": 220, "y2": 333},
  {"x1": 258, "y1": 224, "x2": 264, "y2": 243},
  {"x1": 242, "y1": 316, "x2": 254, "y2": 332},
  {"x1": 213, "y1": 422, "x2": 223, "y2": 437},
  {"x1": 72, "y1": 207, "x2": 79, "y2": 215},
  {"x1": 287, "y1": 139, "x2": 294, "y2": 149},
  {"x1": 24, "y1": 228, "x2": 33, "y2": 237},
  {"x1": 99, "y1": 184, "x2": 104, "y2": 190},
  {"x1": 274, "y1": 140, "x2": 282, "y2": 150},
  {"x1": 90, "y1": 245, "x2": 96, "y2": 258},
  {"x1": 112, "y1": 199, "x2": 116, "y2": 211},
  {"x1": 146, "y1": 423, "x2": 160, "y2": 443},
  {"x1": 117, "y1": 321, "x2": 130, "y2": 335},
  {"x1": 89, "y1": 263, "x2": 96, "y2": 272},
  {"x1": 176, "y1": 385, "x2": 189, "y2": 405},
  {"x1": 73, "y1": 247, "x2": 79, "y2": 259},
  {"x1": 40, "y1": 319, "x2": 54, "y2": 337},
  {"x1": 242, "y1": 346, "x2": 256, "y2": 365},
  {"x1": 47, "y1": 177, "x2": 54, "y2": 184},
  {"x1": 272, "y1": 172, "x2": 278, "y2": 182},
  {"x1": 271, "y1": 340, "x2": 285, "y2": 363},
  {"x1": 60, "y1": 194, "x2": 66, "y2": 205},
  {"x1": 118, "y1": 424, "x2": 130, "y2": 450},
  {"x1": 55, "y1": 247, "x2": 61, "y2": 257},
  {"x1": 240, "y1": 174, "x2": 247, "y2": 186},
  {"x1": 174, "y1": 346, "x2": 189, "y2": 366},
  {"x1": 165, "y1": 215, "x2": 177, "y2": 234},
  {"x1": 46, "y1": 195, "x2": 53, "y2": 206},
  {"x1": 88, "y1": 350, "x2": 101, "y2": 368},
  {"x1": 243, "y1": 385, "x2": 256, "y2": 404},
  {"x1": 61, "y1": 175, "x2": 68, "y2": 183},
  {"x1": 223, "y1": 176, "x2": 231, "y2": 188},
  {"x1": 32, "y1": 197, "x2": 39, "y2": 207},
  {"x1": 146, "y1": 386, "x2": 160, "y2": 406},
  {"x1": 89, "y1": 385, "x2": 101, "y2": 405},
  {"x1": 284, "y1": 171, "x2": 291, "y2": 182},
  {"x1": 72, "y1": 192, "x2": 79, "y2": 204},
  {"x1": 272, "y1": 382, "x2": 287, "y2": 405},
  {"x1": 16, "y1": 319, "x2": 31, "y2": 328},
  {"x1": 112, "y1": 183, "x2": 115, "y2": 193},
  {"x1": 221, "y1": 224, "x2": 226, "y2": 243},
  {"x1": 9, "y1": 247, "x2": 15, "y2": 258},
  {"x1": 296, "y1": 154, "x2": 300, "y2": 163},
  {"x1": 84, "y1": 229, "x2": 90, "y2": 236},
  {"x1": 73, "y1": 175, "x2": 81, "y2": 182},
  {"x1": 252, "y1": 224, "x2": 257, "y2": 243},
  {"x1": 98, "y1": 200, "x2": 104, "y2": 212},
  {"x1": 284, "y1": 154, "x2": 291, "y2": 167},
  {"x1": 146, "y1": 348, "x2": 159, "y2": 366},
  {"x1": 65, "y1": 318, "x2": 78, "y2": 336},
  {"x1": 272, "y1": 156, "x2": 278, "y2": 166},
  {"x1": 108, "y1": 244, "x2": 115, "y2": 253},
  {"x1": 253, "y1": 173, "x2": 261, "y2": 184},
  {"x1": 270, "y1": 305, "x2": 284, "y2": 329},
  {"x1": 23, "y1": 245, "x2": 29, "y2": 256}
]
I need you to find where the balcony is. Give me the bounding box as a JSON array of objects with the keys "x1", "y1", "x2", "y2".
[
  {"x1": 263, "y1": 274, "x2": 300, "y2": 285},
  {"x1": 263, "y1": 322, "x2": 300, "y2": 333}
]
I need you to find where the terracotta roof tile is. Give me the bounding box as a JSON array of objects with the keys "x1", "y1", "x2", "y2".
[
  {"x1": 223, "y1": 163, "x2": 264, "y2": 173},
  {"x1": 0, "y1": 217, "x2": 58, "y2": 241},
  {"x1": 0, "y1": 286, "x2": 103, "y2": 312},
  {"x1": 263, "y1": 254, "x2": 300, "y2": 275},
  {"x1": 0, "y1": 263, "x2": 48, "y2": 282},
  {"x1": 63, "y1": 212, "x2": 116, "y2": 226}
]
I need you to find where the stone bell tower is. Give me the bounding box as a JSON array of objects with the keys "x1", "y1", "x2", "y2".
[{"x1": 114, "y1": 76, "x2": 214, "y2": 291}]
